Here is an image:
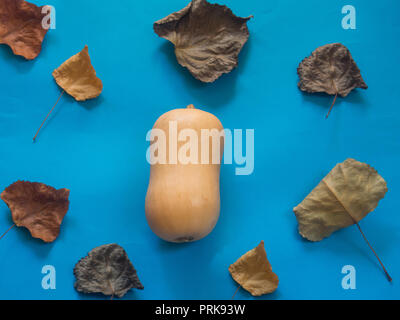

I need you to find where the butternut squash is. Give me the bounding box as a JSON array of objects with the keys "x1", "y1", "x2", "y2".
[{"x1": 145, "y1": 105, "x2": 224, "y2": 243}]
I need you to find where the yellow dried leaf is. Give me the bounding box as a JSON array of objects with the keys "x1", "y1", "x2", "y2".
[
  {"x1": 229, "y1": 241, "x2": 279, "y2": 296},
  {"x1": 293, "y1": 158, "x2": 388, "y2": 242},
  {"x1": 52, "y1": 45, "x2": 103, "y2": 101}
]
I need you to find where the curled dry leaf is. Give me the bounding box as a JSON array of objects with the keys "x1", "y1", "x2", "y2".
[
  {"x1": 0, "y1": 0, "x2": 50, "y2": 60},
  {"x1": 229, "y1": 241, "x2": 279, "y2": 297},
  {"x1": 53, "y1": 45, "x2": 103, "y2": 101},
  {"x1": 297, "y1": 43, "x2": 368, "y2": 118},
  {"x1": 0, "y1": 181, "x2": 70, "y2": 242},
  {"x1": 294, "y1": 158, "x2": 392, "y2": 281},
  {"x1": 154, "y1": 0, "x2": 252, "y2": 83},
  {"x1": 74, "y1": 244, "x2": 144, "y2": 299}
]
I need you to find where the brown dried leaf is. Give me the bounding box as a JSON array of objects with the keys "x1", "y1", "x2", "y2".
[
  {"x1": 53, "y1": 45, "x2": 103, "y2": 101},
  {"x1": 294, "y1": 159, "x2": 387, "y2": 241},
  {"x1": 154, "y1": 0, "x2": 252, "y2": 83},
  {"x1": 0, "y1": 181, "x2": 70, "y2": 242},
  {"x1": 0, "y1": 0, "x2": 49, "y2": 60},
  {"x1": 74, "y1": 244, "x2": 144, "y2": 298},
  {"x1": 298, "y1": 43, "x2": 367, "y2": 97},
  {"x1": 229, "y1": 241, "x2": 279, "y2": 296}
]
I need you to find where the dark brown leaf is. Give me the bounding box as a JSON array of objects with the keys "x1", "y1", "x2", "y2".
[
  {"x1": 154, "y1": 0, "x2": 252, "y2": 83},
  {"x1": 0, "y1": 0, "x2": 50, "y2": 60},
  {"x1": 297, "y1": 43, "x2": 367, "y2": 97},
  {"x1": 74, "y1": 244, "x2": 144, "y2": 298},
  {"x1": 0, "y1": 181, "x2": 69, "y2": 242}
]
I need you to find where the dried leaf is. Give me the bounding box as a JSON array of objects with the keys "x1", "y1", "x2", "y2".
[
  {"x1": 0, "y1": 0, "x2": 49, "y2": 60},
  {"x1": 294, "y1": 159, "x2": 392, "y2": 282},
  {"x1": 297, "y1": 43, "x2": 368, "y2": 117},
  {"x1": 229, "y1": 241, "x2": 279, "y2": 296},
  {"x1": 298, "y1": 43, "x2": 367, "y2": 97},
  {"x1": 74, "y1": 244, "x2": 144, "y2": 298},
  {"x1": 154, "y1": 0, "x2": 252, "y2": 83},
  {"x1": 0, "y1": 181, "x2": 70, "y2": 242},
  {"x1": 53, "y1": 45, "x2": 103, "y2": 101},
  {"x1": 294, "y1": 159, "x2": 387, "y2": 241},
  {"x1": 32, "y1": 46, "x2": 103, "y2": 141}
]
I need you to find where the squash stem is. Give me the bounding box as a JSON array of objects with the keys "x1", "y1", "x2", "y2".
[
  {"x1": 33, "y1": 90, "x2": 65, "y2": 142},
  {"x1": 231, "y1": 285, "x2": 241, "y2": 300},
  {"x1": 355, "y1": 222, "x2": 392, "y2": 282},
  {"x1": 0, "y1": 224, "x2": 15, "y2": 240},
  {"x1": 326, "y1": 93, "x2": 338, "y2": 119}
]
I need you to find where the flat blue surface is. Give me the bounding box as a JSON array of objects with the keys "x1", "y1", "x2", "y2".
[{"x1": 0, "y1": 0, "x2": 399, "y2": 300}]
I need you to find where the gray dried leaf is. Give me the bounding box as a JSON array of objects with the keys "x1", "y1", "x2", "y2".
[
  {"x1": 297, "y1": 43, "x2": 368, "y2": 117},
  {"x1": 74, "y1": 244, "x2": 144, "y2": 298},
  {"x1": 154, "y1": 0, "x2": 252, "y2": 83}
]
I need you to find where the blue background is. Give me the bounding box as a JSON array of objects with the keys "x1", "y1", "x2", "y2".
[{"x1": 0, "y1": 0, "x2": 399, "y2": 300}]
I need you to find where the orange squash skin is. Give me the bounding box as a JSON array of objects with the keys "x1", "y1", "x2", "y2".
[{"x1": 145, "y1": 105, "x2": 224, "y2": 243}]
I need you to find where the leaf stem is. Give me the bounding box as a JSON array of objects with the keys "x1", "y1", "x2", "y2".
[
  {"x1": 33, "y1": 90, "x2": 65, "y2": 142},
  {"x1": 0, "y1": 224, "x2": 16, "y2": 240},
  {"x1": 326, "y1": 93, "x2": 338, "y2": 119},
  {"x1": 355, "y1": 222, "x2": 392, "y2": 282},
  {"x1": 231, "y1": 285, "x2": 241, "y2": 300}
]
